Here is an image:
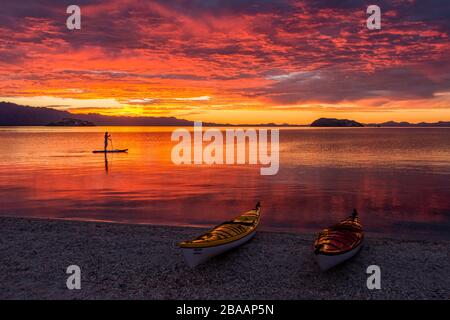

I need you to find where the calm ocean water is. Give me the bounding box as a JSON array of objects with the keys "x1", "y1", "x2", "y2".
[{"x1": 0, "y1": 126, "x2": 449, "y2": 239}]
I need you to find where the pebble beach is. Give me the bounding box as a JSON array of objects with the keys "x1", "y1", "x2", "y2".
[{"x1": 0, "y1": 217, "x2": 448, "y2": 300}]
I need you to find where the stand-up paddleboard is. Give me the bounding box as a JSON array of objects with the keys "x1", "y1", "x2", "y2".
[{"x1": 93, "y1": 149, "x2": 128, "y2": 153}]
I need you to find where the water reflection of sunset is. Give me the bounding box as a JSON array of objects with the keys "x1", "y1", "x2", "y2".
[{"x1": 0, "y1": 127, "x2": 449, "y2": 239}]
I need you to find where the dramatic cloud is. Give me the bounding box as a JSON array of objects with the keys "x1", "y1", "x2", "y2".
[
  {"x1": 0, "y1": 0, "x2": 449, "y2": 123},
  {"x1": 254, "y1": 63, "x2": 450, "y2": 104}
]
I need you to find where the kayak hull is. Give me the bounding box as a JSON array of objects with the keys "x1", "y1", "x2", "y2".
[
  {"x1": 182, "y1": 230, "x2": 256, "y2": 268},
  {"x1": 93, "y1": 149, "x2": 128, "y2": 153},
  {"x1": 315, "y1": 242, "x2": 363, "y2": 271}
]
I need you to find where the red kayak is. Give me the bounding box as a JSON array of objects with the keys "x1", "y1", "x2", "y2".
[{"x1": 314, "y1": 209, "x2": 364, "y2": 271}]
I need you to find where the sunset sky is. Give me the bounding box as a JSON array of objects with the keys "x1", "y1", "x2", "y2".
[{"x1": 0, "y1": 0, "x2": 449, "y2": 124}]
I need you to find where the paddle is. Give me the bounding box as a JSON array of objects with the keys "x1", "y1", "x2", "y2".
[{"x1": 110, "y1": 135, "x2": 114, "y2": 152}]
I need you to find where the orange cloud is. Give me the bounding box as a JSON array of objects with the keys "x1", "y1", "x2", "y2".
[{"x1": 0, "y1": 0, "x2": 449, "y2": 124}]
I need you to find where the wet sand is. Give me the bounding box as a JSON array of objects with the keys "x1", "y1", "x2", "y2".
[{"x1": 0, "y1": 217, "x2": 448, "y2": 300}]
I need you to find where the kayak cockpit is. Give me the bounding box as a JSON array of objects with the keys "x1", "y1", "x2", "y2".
[{"x1": 314, "y1": 215, "x2": 363, "y2": 256}]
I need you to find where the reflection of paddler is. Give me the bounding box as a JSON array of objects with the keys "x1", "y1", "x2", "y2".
[
  {"x1": 104, "y1": 132, "x2": 112, "y2": 151},
  {"x1": 104, "y1": 153, "x2": 109, "y2": 174}
]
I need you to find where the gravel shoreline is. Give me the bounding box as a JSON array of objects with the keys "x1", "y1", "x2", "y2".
[{"x1": 0, "y1": 217, "x2": 448, "y2": 300}]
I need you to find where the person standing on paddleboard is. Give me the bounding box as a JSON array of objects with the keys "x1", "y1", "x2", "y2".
[{"x1": 104, "y1": 132, "x2": 112, "y2": 152}]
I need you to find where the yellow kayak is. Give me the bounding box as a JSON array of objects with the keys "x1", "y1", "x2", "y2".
[{"x1": 179, "y1": 202, "x2": 261, "y2": 267}]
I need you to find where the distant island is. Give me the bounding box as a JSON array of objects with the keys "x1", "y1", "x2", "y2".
[
  {"x1": 46, "y1": 118, "x2": 95, "y2": 126},
  {"x1": 310, "y1": 118, "x2": 364, "y2": 127},
  {"x1": 311, "y1": 118, "x2": 450, "y2": 127}
]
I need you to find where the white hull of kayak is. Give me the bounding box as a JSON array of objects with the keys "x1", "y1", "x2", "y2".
[
  {"x1": 182, "y1": 230, "x2": 257, "y2": 267},
  {"x1": 315, "y1": 242, "x2": 363, "y2": 271}
]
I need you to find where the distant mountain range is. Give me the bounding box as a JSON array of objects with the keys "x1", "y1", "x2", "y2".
[
  {"x1": 366, "y1": 121, "x2": 450, "y2": 127},
  {"x1": 0, "y1": 102, "x2": 199, "y2": 126},
  {"x1": 1, "y1": 102, "x2": 450, "y2": 127}
]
